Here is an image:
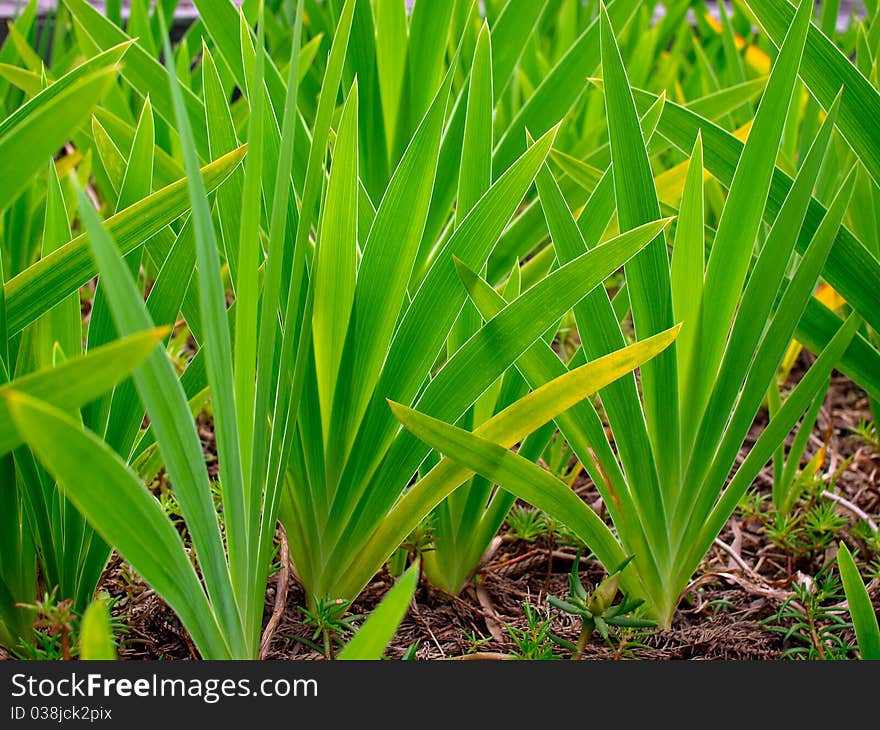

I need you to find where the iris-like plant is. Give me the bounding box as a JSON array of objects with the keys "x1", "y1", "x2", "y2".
[{"x1": 392, "y1": 0, "x2": 878, "y2": 627}]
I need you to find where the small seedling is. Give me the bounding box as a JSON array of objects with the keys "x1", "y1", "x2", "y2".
[
  {"x1": 298, "y1": 598, "x2": 361, "y2": 660},
  {"x1": 462, "y1": 628, "x2": 492, "y2": 654},
  {"x1": 14, "y1": 590, "x2": 76, "y2": 660},
  {"x1": 852, "y1": 419, "x2": 880, "y2": 452},
  {"x1": 765, "y1": 494, "x2": 848, "y2": 562},
  {"x1": 505, "y1": 600, "x2": 558, "y2": 661},
  {"x1": 548, "y1": 554, "x2": 654, "y2": 660},
  {"x1": 765, "y1": 566, "x2": 855, "y2": 660},
  {"x1": 506, "y1": 505, "x2": 548, "y2": 543}
]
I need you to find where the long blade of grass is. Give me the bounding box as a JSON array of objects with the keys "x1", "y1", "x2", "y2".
[
  {"x1": 533, "y1": 156, "x2": 666, "y2": 571},
  {"x1": 744, "y1": 0, "x2": 880, "y2": 188},
  {"x1": 374, "y1": 0, "x2": 408, "y2": 162},
  {"x1": 266, "y1": 0, "x2": 357, "y2": 496},
  {"x1": 838, "y1": 542, "x2": 880, "y2": 660},
  {"x1": 600, "y1": 4, "x2": 679, "y2": 497},
  {"x1": 338, "y1": 561, "x2": 419, "y2": 661},
  {"x1": 494, "y1": 0, "x2": 639, "y2": 173},
  {"x1": 232, "y1": 10, "x2": 266, "y2": 516},
  {"x1": 0, "y1": 64, "x2": 116, "y2": 214},
  {"x1": 632, "y1": 88, "x2": 880, "y2": 347},
  {"x1": 77, "y1": 186, "x2": 245, "y2": 658},
  {"x1": 202, "y1": 45, "x2": 244, "y2": 285},
  {"x1": 86, "y1": 96, "x2": 155, "y2": 440},
  {"x1": 251, "y1": 0, "x2": 303, "y2": 547},
  {"x1": 160, "y1": 19, "x2": 248, "y2": 647},
  {"x1": 681, "y1": 314, "x2": 861, "y2": 587},
  {"x1": 328, "y1": 58, "x2": 454, "y2": 467},
  {"x1": 670, "y1": 132, "x2": 704, "y2": 385},
  {"x1": 64, "y1": 0, "x2": 209, "y2": 155},
  {"x1": 796, "y1": 298, "x2": 880, "y2": 403},
  {"x1": 675, "y1": 94, "x2": 843, "y2": 523},
  {"x1": 389, "y1": 403, "x2": 629, "y2": 590},
  {"x1": 313, "y1": 83, "x2": 359, "y2": 442},
  {"x1": 325, "y1": 127, "x2": 558, "y2": 547},
  {"x1": 680, "y1": 169, "x2": 858, "y2": 559}
]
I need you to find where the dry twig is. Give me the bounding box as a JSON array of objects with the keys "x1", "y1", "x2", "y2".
[{"x1": 260, "y1": 527, "x2": 291, "y2": 659}]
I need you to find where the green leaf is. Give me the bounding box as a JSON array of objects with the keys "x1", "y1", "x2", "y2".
[
  {"x1": 160, "y1": 19, "x2": 249, "y2": 649},
  {"x1": 232, "y1": 13, "x2": 266, "y2": 505},
  {"x1": 93, "y1": 106, "x2": 183, "y2": 185},
  {"x1": 202, "y1": 45, "x2": 244, "y2": 283},
  {"x1": 494, "y1": 0, "x2": 640, "y2": 173},
  {"x1": 338, "y1": 561, "x2": 419, "y2": 661},
  {"x1": 32, "y1": 161, "x2": 80, "y2": 367},
  {"x1": 79, "y1": 598, "x2": 116, "y2": 660},
  {"x1": 670, "y1": 132, "x2": 704, "y2": 386},
  {"x1": 313, "y1": 82, "x2": 359, "y2": 439},
  {"x1": 632, "y1": 88, "x2": 880, "y2": 353},
  {"x1": 682, "y1": 0, "x2": 813, "y2": 450},
  {"x1": 534, "y1": 116, "x2": 667, "y2": 569},
  {"x1": 796, "y1": 299, "x2": 880, "y2": 404},
  {"x1": 683, "y1": 165, "x2": 858, "y2": 539},
  {"x1": 490, "y1": 0, "x2": 547, "y2": 97},
  {"x1": 684, "y1": 314, "x2": 862, "y2": 587},
  {"x1": 744, "y1": 0, "x2": 880, "y2": 188},
  {"x1": 65, "y1": 0, "x2": 210, "y2": 156},
  {"x1": 838, "y1": 542, "x2": 880, "y2": 660},
  {"x1": 327, "y1": 126, "x2": 560, "y2": 539},
  {"x1": 268, "y1": 0, "x2": 357, "y2": 490},
  {"x1": 116, "y1": 96, "x2": 155, "y2": 211},
  {"x1": 390, "y1": 403, "x2": 629, "y2": 585},
  {"x1": 87, "y1": 96, "x2": 156, "y2": 440},
  {"x1": 374, "y1": 0, "x2": 408, "y2": 159},
  {"x1": 327, "y1": 58, "x2": 455, "y2": 467},
  {"x1": 600, "y1": 3, "x2": 679, "y2": 493},
  {"x1": 0, "y1": 329, "x2": 167, "y2": 456},
  {"x1": 456, "y1": 22, "x2": 493, "y2": 225},
  {"x1": 0, "y1": 63, "x2": 42, "y2": 95},
  {"x1": 250, "y1": 1, "x2": 305, "y2": 603},
  {"x1": 395, "y1": 0, "x2": 456, "y2": 156},
  {"x1": 0, "y1": 55, "x2": 119, "y2": 214},
  {"x1": 678, "y1": 95, "x2": 844, "y2": 505},
  {"x1": 77, "y1": 183, "x2": 245, "y2": 658},
  {"x1": 412, "y1": 218, "x2": 673, "y2": 444}
]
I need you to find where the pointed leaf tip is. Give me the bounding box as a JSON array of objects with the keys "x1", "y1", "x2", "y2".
[
  {"x1": 452, "y1": 255, "x2": 477, "y2": 283},
  {"x1": 387, "y1": 399, "x2": 406, "y2": 419}
]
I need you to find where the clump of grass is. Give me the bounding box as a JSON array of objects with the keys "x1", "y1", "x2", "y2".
[{"x1": 1, "y1": 0, "x2": 879, "y2": 659}]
